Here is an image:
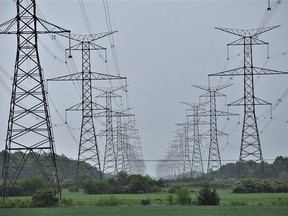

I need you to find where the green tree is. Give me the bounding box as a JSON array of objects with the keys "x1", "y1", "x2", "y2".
[
  {"x1": 176, "y1": 187, "x2": 191, "y2": 205},
  {"x1": 31, "y1": 188, "x2": 58, "y2": 207},
  {"x1": 195, "y1": 183, "x2": 220, "y2": 205}
]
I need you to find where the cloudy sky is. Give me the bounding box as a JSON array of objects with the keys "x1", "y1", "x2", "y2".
[{"x1": 0, "y1": 0, "x2": 287, "y2": 177}]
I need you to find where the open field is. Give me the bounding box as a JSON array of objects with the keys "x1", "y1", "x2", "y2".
[
  {"x1": 59, "y1": 188, "x2": 288, "y2": 206},
  {"x1": 1, "y1": 189, "x2": 288, "y2": 216},
  {"x1": 1, "y1": 205, "x2": 288, "y2": 216}
]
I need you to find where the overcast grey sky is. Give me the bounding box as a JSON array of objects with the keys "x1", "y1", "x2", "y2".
[{"x1": 0, "y1": 0, "x2": 287, "y2": 177}]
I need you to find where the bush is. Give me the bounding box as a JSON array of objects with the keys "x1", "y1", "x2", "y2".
[
  {"x1": 60, "y1": 197, "x2": 74, "y2": 207},
  {"x1": 141, "y1": 199, "x2": 151, "y2": 206},
  {"x1": 232, "y1": 179, "x2": 288, "y2": 193},
  {"x1": 0, "y1": 199, "x2": 31, "y2": 208},
  {"x1": 95, "y1": 196, "x2": 120, "y2": 206},
  {"x1": 167, "y1": 194, "x2": 175, "y2": 205},
  {"x1": 176, "y1": 187, "x2": 191, "y2": 205},
  {"x1": 31, "y1": 188, "x2": 59, "y2": 207},
  {"x1": 82, "y1": 180, "x2": 109, "y2": 194},
  {"x1": 168, "y1": 185, "x2": 181, "y2": 193},
  {"x1": 195, "y1": 183, "x2": 220, "y2": 205}
]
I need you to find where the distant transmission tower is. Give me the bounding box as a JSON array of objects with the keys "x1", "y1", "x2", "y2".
[
  {"x1": 0, "y1": 0, "x2": 69, "y2": 199},
  {"x1": 183, "y1": 102, "x2": 207, "y2": 177},
  {"x1": 193, "y1": 85, "x2": 237, "y2": 174},
  {"x1": 209, "y1": 26, "x2": 288, "y2": 178},
  {"x1": 94, "y1": 86, "x2": 126, "y2": 175},
  {"x1": 176, "y1": 121, "x2": 193, "y2": 178},
  {"x1": 48, "y1": 33, "x2": 126, "y2": 182}
]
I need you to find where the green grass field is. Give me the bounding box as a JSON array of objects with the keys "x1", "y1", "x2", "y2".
[
  {"x1": 0, "y1": 205, "x2": 288, "y2": 216},
  {"x1": 1, "y1": 189, "x2": 288, "y2": 216}
]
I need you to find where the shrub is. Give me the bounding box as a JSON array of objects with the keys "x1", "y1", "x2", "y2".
[
  {"x1": 167, "y1": 194, "x2": 175, "y2": 205},
  {"x1": 95, "y1": 196, "x2": 120, "y2": 206},
  {"x1": 60, "y1": 197, "x2": 74, "y2": 207},
  {"x1": 168, "y1": 185, "x2": 181, "y2": 193},
  {"x1": 141, "y1": 199, "x2": 151, "y2": 206},
  {"x1": 0, "y1": 199, "x2": 31, "y2": 208},
  {"x1": 195, "y1": 183, "x2": 220, "y2": 205},
  {"x1": 82, "y1": 180, "x2": 109, "y2": 194},
  {"x1": 272, "y1": 198, "x2": 288, "y2": 205},
  {"x1": 232, "y1": 179, "x2": 288, "y2": 193},
  {"x1": 176, "y1": 187, "x2": 191, "y2": 205},
  {"x1": 31, "y1": 188, "x2": 59, "y2": 207}
]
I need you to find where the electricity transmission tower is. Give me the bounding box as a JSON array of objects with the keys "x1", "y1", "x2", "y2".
[
  {"x1": 193, "y1": 84, "x2": 237, "y2": 174},
  {"x1": 48, "y1": 33, "x2": 126, "y2": 182},
  {"x1": 183, "y1": 102, "x2": 207, "y2": 177},
  {"x1": 0, "y1": 0, "x2": 69, "y2": 199},
  {"x1": 93, "y1": 85, "x2": 127, "y2": 175},
  {"x1": 209, "y1": 26, "x2": 288, "y2": 178},
  {"x1": 175, "y1": 122, "x2": 193, "y2": 178}
]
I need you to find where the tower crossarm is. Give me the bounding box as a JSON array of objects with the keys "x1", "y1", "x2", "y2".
[
  {"x1": 65, "y1": 101, "x2": 107, "y2": 112},
  {"x1": 93, "y1": 85, "x2": 128, "y2": 94},
  {"x1": 192, "y1": 84, "x2": 232, "y2": 92},
  {"x1": 0, "y1": 15, "x2": 70, "y2": 35},
  {"x1": 198, "y1": 110, "x2": 238, "y2": 117},
  {"x1": 209, "y1": 67, "x2": 244, "y2": 77},
  {"x1": 215, "y1": 25, "x2": 280, "y2": 37},
  {"x1": 60, "y1": 31, "x2": 117, "y2": 43},
  {"x1": 201, "y1": 130, "x2": 228, "y2": 137},
  {"x1": 253, "y1": 67, "x2": 288, "y2": 76},
  {"x1": 47, "y1": 72, "x2": 126, "y2": 82}
]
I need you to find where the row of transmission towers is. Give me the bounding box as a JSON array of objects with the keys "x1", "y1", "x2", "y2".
[
  {"x1": 0, "y1": 0, "x2": 145, "y2": 200},
  {"x1": 157, "y1": 25, "x2": 287, "y2": 180},
  {"x1": 156, "y1": 85, "x2": 237, "y2": 179}
]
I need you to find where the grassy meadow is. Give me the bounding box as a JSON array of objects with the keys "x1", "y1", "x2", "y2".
[{"x1": 1, "y1": 188, "x2": 288, "y2": 216}]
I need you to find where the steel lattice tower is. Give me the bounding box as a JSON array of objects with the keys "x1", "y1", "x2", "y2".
[
  {"x1": 193, "y1": 85, "x2": 237, "y2": 174},
  {"x1": 175, "y1": 122, "x2": 192, "y2": 178},
  {"x1": 94, "y1": 86, "x2": 126, "y2": 175},
  {"x1": 183, "y1": 102, "x2": 207, "y2": 177},
  {"x1": 0, "y1": 0, "x2": 69, "y2": 199},
  {"x1": 114, "y1": 112, "x2": 137, "y2": 174},
  {"x1": 48, "y1": 33, "x2": 126, "y2": 182},
  {"x1": 209, "y1": 26, "x2": 288, "y2": 177}
]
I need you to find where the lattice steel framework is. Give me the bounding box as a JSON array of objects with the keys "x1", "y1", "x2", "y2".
[
  {"x1": 193, "y1": 85, "x2": 237, "y2": 174},
  {"x1": 48, "y1": 33, "x2": 126, "y2": 182},
  {"x1": 175, "y1": 122, "x2": 193, "y2": 178},
  {"x1": 209, "y1": 26, "x2": 288, "y2": 177},
  {"x1": 183, "y1": 102, "x2": 207, "y2": 177},
  {"x1": 0, "y1": 0, "x2": 70, "y2": 199},
  {"x1": 94, "y1": 86, "x2": 126, "y2": 175}
]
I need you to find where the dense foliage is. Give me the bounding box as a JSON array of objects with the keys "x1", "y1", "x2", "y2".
[
  {"x1": 3, "y1": 177, "x2": 47, "y2": 196},
  {"x1": 176, "y1": 187, "x2": 191, "y2": 205},
  {"x1": 195, "y1": 183, "x2": 220, "y2": 205},
  {"x1": 232, "y1": 179, "x2": 288, "y2": 193},
  {"x1": 31, "y1": 188, "x2": 59, "y2": 207},
  {"x1": 81, "y1": 171, "x2": 162, "y2": 194},
  {"x1": 0, "y1": 151, "x2": 102, "y2": 183},
  {"x1": 215, "y1": 156, "x2": 288, "y2": 179}
]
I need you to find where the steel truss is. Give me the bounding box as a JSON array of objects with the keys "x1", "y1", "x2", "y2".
[
  {"x1": 48, "y1": 33, "x2": 126, "y2": 182},
  {"x1": 193, "y1": 85, "x2": 238, "y2": 174},
  {"x1": 0, "y1": 0, "x2": 70, "y2": 199},
  {"x1": 209, "y1": 26, "x2": 288, "y2": 178}
]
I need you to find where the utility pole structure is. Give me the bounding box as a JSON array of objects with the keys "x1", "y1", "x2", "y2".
[
  {"x1": 47, "y1": 33, "x2": 126, "y2": 182},
  {"x1": 165, "y1": 142, "x2": 179, "y2": 179},
  {"x1": 0, "y1": 0, "x2": 70, "y2": 199},
  {"x1": 209, "y1": 26, "x2": 288, "y2": 178},
  {"x1": 183, "y1": 102, "x2": 207, "y2": 177},
  {"x1": 175, "y1": 122, "x2": 192, "y2": 178},
  {"x1": 93, "y1": 86, "x2": 127, "y2": 175},
  {"x1": 193, "y1": 84, "x2": 237, "y2": 174}
]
